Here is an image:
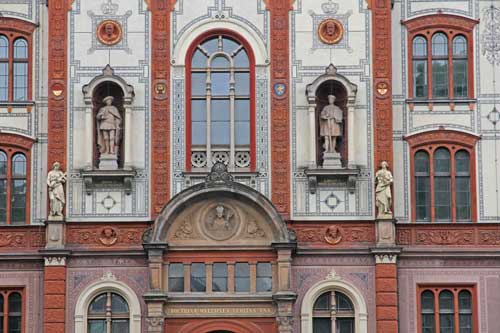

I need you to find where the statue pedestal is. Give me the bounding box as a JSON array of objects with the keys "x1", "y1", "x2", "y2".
[
  {"x1": 322, "y1": 152, "x2": 342, "y2": 168},
  {"x1": 99, "y1": 154, "x2": 119, "y2": 170}
]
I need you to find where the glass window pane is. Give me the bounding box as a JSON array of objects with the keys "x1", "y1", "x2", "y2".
[
  {"x1": 211, "y1": 99, "x2": 230, "y2": 121},
  {"x1": 10, "y1": 180, "x2": 26, "y2": 224},
  {"x1": 13, "y1": 39, "x2": 27, "y2": 59},
  {"x1": 8, "y1": 293, "x2": 21, "y2": 314},
  {"x1": 235, "y1": 72, "x2": 250, "y2": 96},
  {"x1": 0, "y1": 180, "x2": 6, "y2": 223},
  {"x1": 256, "y1": 263, "x2": 272, "y2": 292},
  {"x1": 413, "y1": 60, "x2": 428, "y2": 98},
  {"x1": 87, "y1": 320, "x2": 106, "y2": 333},
  {"x1": 337, "y1": 318, "x2": 355, "y2": 333},
  {"x1": 222, "y1": 37, "x2": 239, "y2": 54},
  {"x1": 453, "y1": 36, "x2": 467, "y2": 56},
  {"x1": 192, "y1": 49, "x2": 208, "y2": 68},
  {"x1": 191, "y1": 73, "x2": 207, "y2": 96},
  {"x1": 439, "y1": 290, "x2": 454, "y2": 311},
  {"x1": 200, "y1": 37, "x2": 218, "y2": 55},
  {"x1": 234, "y1": 122, "x2": 250, "y2": 146},
  {"x1": 455, "y1": 151, "x2": 470, "y2": 174},
  {"x1": 191, "y1": 99, "x2": 207, "y2": 121},
  {"x1": 413, "y1": 36, "x2": 427, "y2": 57},
  {"x1": 0, "y1": 36, "x2": 8, "y2": 58},
  {"x1": 111, "y1": 293, "x2": 128, "y2": 313},
  {"x1": 336, "y1": 292, "x2": 354, "y2": 311},
  {"x1": 12, "y1": 154, "x2": 26, "y2": 176},
  {"x1": 13, "y1": 62, "x2": 28, "y2": 101},
  {"x1": 192, "y1": 122, "x2": 207, "y2": 145},
  {"x1": 211, "y1": 72, "x2": 230, "y2": 96},
  {"x1": 235, "y1": 99, "x2": 250, "y2": 121},
  {"x1": 211, "y1": 122, "x2": 230, "y2": 145},
  {"x1": 7, "y1": 316, "x2": 21, "y2": 333},
  {"x1": 190, "y1": 263, "x2": 206, "y2": 292},
  {"x1": 0, "y1": 63, "x2": 8, "y2": 101},
  {"x1": 314, "y1": 292, "x2": 330, "y2": 310},
  {"x1": 211, "y1": 56, "x2": 230, "y2": 68},
  {"x1": 453, "y1": 59, "x2": 468, "y2": 98},
  {"x1": 456, "y1": 177, "x2": 470, "y2": 221},
  {"x1": 459, "y1": 290, "x2": 472, "y2": 311},
  {"x1": 459, "y1": 315, "x2": 472, "y2": 333},
  {"x1": 432, "y1": 33, "x2": 448, "y2": 56},
  {"x1": 89, "y1": 293, "x2": 107, "y2": 314},
  {"x1": 234, "y1": 48, "x2": 249, "y2": 68},
  {"x1": 415, "y1": 151, "x2": 431, "y2": 222},
  {"x1": 211, "y1": 99, "x2": 230, "y2": 145},
  {"x1": 234, "y1": 263, "x2": 250, "y2": 292},
  {"x1": 169, "y1": 263, "x2": 184, "y2": 292},
  {"x1": 313, "y1": 318, "x2": 331, "y2": 333},
  {"x1": 434, "y1": 148, "x2": 451, "y2": 173},
  {"x1": 415, "y1": 151, "x2": 430, "y2": 174},
  {"x1": 212, "y1": 263, "x2": 227, "y2": 292},
  {"x1": 111, "y1": 319, "x2": 129, "y2": 333},
  {"x1": 0, "y1": 151, "x2": 6, "y2": 175},
  {"x1": 434, "y1": 177, "x2": 451, "y2": 220},
  {"x1": 422, "y1": 291, "x2": 435, "y2": 312},
  {"x1": 432, "y1": 60, "x2": 449, "y2": 98}
]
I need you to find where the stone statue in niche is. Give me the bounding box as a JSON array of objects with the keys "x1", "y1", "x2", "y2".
[
  {"x1": 47, "y1": 162, "x2": 66, "y2": 220},
  {"x1": 320, "y1": 94, "x2": 343, "y2": 167},
  {"x1": 375, "y1": 161, "x2": 394, "y2": 219},
  {"x1": 96, "y1": 96, "x2": 122, "y2": 169}
]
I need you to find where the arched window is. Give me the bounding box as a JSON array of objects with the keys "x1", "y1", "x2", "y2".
[
  {"x1": 187, "y1": 32, "x2": 254, "y2": 171},
  {"x1": 406, "y1": 130, "x2": 479, "y2": 222},
  {"x1": 405, "y1": 14, "x2": 477, "y2": 101},
  {"x1": 0, "y1": 290, "x2": 23, "y2": 333},
  {"x1": 0, "y1": 18, "x2": 35, "y2": 102},
  {"x1": 419, "y1": 287, "x2": 475, "y2": 333},
  {"x1": 312, "y1": 291, "x2": 355, "y2": 333},
  {"x1": 87, "y1": 292, "x2": 130, "y2": 333},
  {"x1": 0, "y1": 133, "x2": 32, "y2": 225}
]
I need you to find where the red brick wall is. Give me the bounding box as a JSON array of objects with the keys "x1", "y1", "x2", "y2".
[
  {"x1": 375, "y1": 264, "x2": 398, "y2": 333},
  {"x1": 44, "y1": 266, "x2": 66, "y2": 333}
]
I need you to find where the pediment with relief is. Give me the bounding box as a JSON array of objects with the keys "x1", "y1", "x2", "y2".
[{"x1": 167, "y1": 198, "x2": 273, "y2": 246}]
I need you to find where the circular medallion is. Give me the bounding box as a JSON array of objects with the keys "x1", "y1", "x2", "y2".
[
  {"x1": 324, "y1": 226, "x2": 343, "y2": 245},
  {"x1": 96, "y1": 20, "x2": 123, "y2": 46},
  {"x1": 201, "y1": 203, "x2": 240, "y2": 241},
  {"x1": 318, "y1": 19, "x2": 344, "y2": 45},
  {"x1": 273, "y1": 83, "x2": 287, "y2": 97}
]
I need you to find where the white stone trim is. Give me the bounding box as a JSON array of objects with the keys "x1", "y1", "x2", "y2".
[
  {"x1": 74, "y1": 278, "x2": 141, "y2": 333},
  {"x1": 44, "y1": 257, "x2": 66, "y2": 266},
  {"x1": 172, "y1": 19, "x2": 268, "y2": 66},
  {"x1": 375, "y1": 253, "x2": 397, "y2": 264},
  {"x1": 300, "y1": 278, "x2": 368, "y2": 333}
]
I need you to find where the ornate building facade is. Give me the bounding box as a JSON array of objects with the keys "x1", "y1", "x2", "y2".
[{"x1": 0, "y1": 0, "x2": 498, "y2": 332}]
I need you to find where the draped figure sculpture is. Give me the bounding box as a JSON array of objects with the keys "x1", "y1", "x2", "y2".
[
  {"x1": 47, "y1": 161, "x2": 66, "y2": 220},
  {"x1": 375, "y1": 161, "x2": 394, "y2": 219}
]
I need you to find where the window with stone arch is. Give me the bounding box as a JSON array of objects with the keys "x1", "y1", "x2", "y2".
[
  {"x1": 312, "y1": 290, "x2": 355, "y2": 333},
  {"x1": 404, "y1": 14, "x2": 478, "y2": 101},
  {"x1": 186, "y1": 30, "x2": 255, "y2": 171},
  {"x1": 87, "y1": 292, "x2": 130, "y2": 333},
  {"x1": 405, "y1": 129, "x2": 479, "y2": 222},
  {"x1": 0, "y1": 18, "x2": 36, "y2": 103}
]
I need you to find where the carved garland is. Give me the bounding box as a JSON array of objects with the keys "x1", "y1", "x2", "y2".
[
  {"x1": 148, "y1": 0, "x2": 176, "y2": 218},
  {"x1": 264, "y1": 0, "x2": 294, "y2": 217}
]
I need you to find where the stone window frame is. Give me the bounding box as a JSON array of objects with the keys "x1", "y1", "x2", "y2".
[
  {"x1": 185, "y1": 29, "x2": 256, "y2": 172},
  {"x1": 0, "y1": 133, "x2": 34, "y2": 225},
  {"x1": 405, "y1": 129, "x2": 480, "y2": 223},
  {"x1": 74, "y1": 279, "x2": 141, "y2": 333},
  {"x1": 0, "y1": 289, "x2": 24, "y2": 333},
  {"x1": 87, "y1": 291, "x2": 130, "y2": 333},
  {"x1": 416, "y1": 285, "x2": 477, "y2": 333},
  {"x1": 300, "y1": 279, "x2": 368, "y2": 333},
  {"x1": 403, "y1": 14, "x2": 479, "y2": 109},
  {"x1": 165, "y1": 260, "x2": 276, "y2": 295},
  {"x1": 0, "y1": 18, "x2": 36, "y2": 105}
]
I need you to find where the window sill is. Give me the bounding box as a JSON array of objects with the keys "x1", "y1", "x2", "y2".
[{"x1": 0, "y1": 101, "x2": 35, "y2": 107}]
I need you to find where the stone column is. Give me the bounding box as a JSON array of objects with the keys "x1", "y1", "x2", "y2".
[
  {"x1": 307, "y1": 97, "x2": 317, "y2": 168},
  {"x1": 144, "y1": 242, "x2": 168, "y2": 333},
  {"x1": 272, "y1": 242, "x2": 297, "y2": 333},
  {"x1": 371, "y1": 218, "x2": 400, "y2": 333},
  {"x1": 42, "y1": 254, "x2": 69, "y2": 333},
  {"x1": 123, "y1": 103, "x2": 133, "y2": 169}
]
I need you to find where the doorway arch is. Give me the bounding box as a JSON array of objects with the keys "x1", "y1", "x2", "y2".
[{"x1": 177, "y1": 319, "x2": 265, "y2": 333}]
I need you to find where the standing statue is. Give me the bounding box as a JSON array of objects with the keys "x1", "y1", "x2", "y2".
[
  {"x1": 320, "y1": 95, "x2": 343, "y2": 153},
  {"x1": 47, "y1": 162, "x2": 66, "y2": 220},
  {"x1": 375, "y1": 161, "x2": 394, "y2": 219},
  {"x1": 96, "y1": 96, "x2": 122, "y2": 156}
]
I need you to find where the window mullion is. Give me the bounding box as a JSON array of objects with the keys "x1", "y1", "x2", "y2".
[
  {"x1": 106, "y1": 292, "x2": 112, "y2": 333},
  {"x1": 434, "y1": 291, "x2": 440, "y2": 332},
  {"x1": 3, "y1": 291, "x2": 7, "y2": 333},
  {"x1": 206, "y1": 68, "x2": 212, "y2": 167},
  {"x1": 229, "y1": 68, "x2": 235, "y2": 170},
  {"x1": 453, "y1": 290, "x2": 460, "y2": 333}
]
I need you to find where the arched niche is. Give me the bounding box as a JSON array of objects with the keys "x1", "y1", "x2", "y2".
[
  {"x1": 306, "y1": 64, "x2": 357, "y2": 169},
  {"x1": 82, "y1": 65, "x2": 135, "y2": 170}
]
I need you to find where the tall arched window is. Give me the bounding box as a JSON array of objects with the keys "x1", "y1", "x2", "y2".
[
  {"x1": 431, "y1": 33, "x2": 449, "y2": 98},
  {"x1": 87, "y1": 292, "x2": 130, "y2": 333},
  {"x1": 13, "y1": 38, "x2": 28, "y2": 101},
  {"x1": 312, "y1": 291, "x2": 355, "y2": 333},
  {"x1": 406, "y1": 130, "x2": 479, "y2": 222},
  {"x1": 452, "y1": 36, "x2": 468, "y2": 98},
  {"x1": 0, "y1": 133, "x2": 32, "y2": 225},
  {"x1": 187, "y1": 32, "x2": 254, "y2": 171},
  {"x1": 412, "y1": 36, "x2": 428, "y2": 98},
  {"x1": 0, "y1": 290, "x2": 23, "y2": 333},
  {"x1": 0, "y1": 35, "x2": 8, "y2": 101}
]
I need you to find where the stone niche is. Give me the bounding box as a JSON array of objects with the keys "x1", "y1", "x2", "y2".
[
  {"x1": 167, "y1": 195, "x2": 273, "y2": 247},
  {"x1": 304, "y1": 64, "x2": 360, "y2": 194}
]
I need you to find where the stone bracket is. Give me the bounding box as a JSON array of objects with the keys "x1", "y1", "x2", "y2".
[
  {"x1": 81, "y1": 169, "x2": 136, "y2": 195},
  {"x1": 304, "y1": 167, "x2": 360, "y2": 194},
  {"x1": 370, "y1": 247, "x2": 402, "y2": 264}
]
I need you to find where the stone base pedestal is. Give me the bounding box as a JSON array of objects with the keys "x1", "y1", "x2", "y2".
[
  {"x1": 99, "y1": 153, "x2": 118, "y2": 170},
  {"x1": 322, "y1": 152, "x2": 342, "y2": 168}
]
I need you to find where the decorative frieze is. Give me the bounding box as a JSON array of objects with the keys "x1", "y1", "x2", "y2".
[
  {"x1": 293, "y1": 223, "x2": 375, "y2": 247},
  {"x1": 66, "y1": 224, "x2": 148, "y2": 248}
]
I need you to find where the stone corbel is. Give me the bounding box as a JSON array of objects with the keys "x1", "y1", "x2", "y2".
[{"x1": 81, "y1": 169, "x2": 136, "y2": 195}]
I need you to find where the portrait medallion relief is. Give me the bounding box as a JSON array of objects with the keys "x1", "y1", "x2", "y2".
[
  {"x1": 318, "y1": 18, "x2": 344, "y2": 45},
  {"x1": 201, "y1": 203, "x2": 240, "y2": 241},
  {"x1": 96, "y1": 20, "x2": 123, "y2": 46}
]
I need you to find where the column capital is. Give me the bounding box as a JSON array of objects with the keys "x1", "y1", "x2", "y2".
[{"x1": 370, "y1": 247, "x2": 401, "y2": 264}]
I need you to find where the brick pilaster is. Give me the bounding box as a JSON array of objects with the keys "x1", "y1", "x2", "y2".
[
  {"x1": 374, "y1": 253, "x2": 399, "y2": 333},
  {"x1": 43, "y1": 257, "x2": 67, "y2": 333}
]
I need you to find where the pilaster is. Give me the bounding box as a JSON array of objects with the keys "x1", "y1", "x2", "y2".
[
  {"x1": 41, "y1": 251, "x2": 69, "y2": 333},
  {"x1": 144, "y1": 241, "x2": 168, "y2": 333},
  {"x1": 272, "y1": 242, "x2": 297, "y2": 333}
]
